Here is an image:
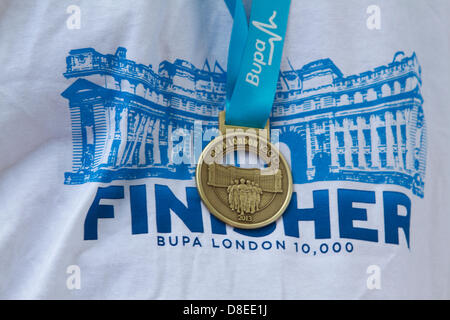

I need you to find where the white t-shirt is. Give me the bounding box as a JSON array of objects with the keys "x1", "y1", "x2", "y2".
[{"x1": 0, "y1": 0, "x2": 449, "y2": 299}]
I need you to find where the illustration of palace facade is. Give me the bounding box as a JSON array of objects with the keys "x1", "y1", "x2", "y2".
[{"x1": 61, "y1": 47, "x2": 426, "y2": 197}]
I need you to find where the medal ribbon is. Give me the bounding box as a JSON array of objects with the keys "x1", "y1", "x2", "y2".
[{"x1": 224, "y1": 0, "x2": 291, "y2": 129}]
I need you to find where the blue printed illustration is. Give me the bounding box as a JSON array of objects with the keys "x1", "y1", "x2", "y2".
[{"x1": 61, "y1": 48, "x2": 426, "y2": 197}]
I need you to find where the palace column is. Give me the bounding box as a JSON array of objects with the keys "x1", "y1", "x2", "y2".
[
  {"x1": 396, "y1": 110, "x2": 404, "y2": 170},
  {"x1": 370, "y1": 114, "x2": 380, "y2": 168},
  {"x1": 329, "y1": 119, "x2": 339, "y2": 170},
  {"x1": 166, "y1": 121, "x2": 173, "y2": 165},
  {"x1": 120, "y1": 112, "x2": 139, "y2": 166},
  {"x1": 126, "y1": 113, "x2": 148, "y2": 166},
  {"x1": 356, "y1": 116, "x2": 367, "y2": 168},
  {"x1": 152, "y1": 119, "x2": 161, "y2": 164},
  {"x1": 138, "y1": 117, "x2": 152, "y2": 166},
  {"x1": 405, "y1": 108, "x2": 414, "y2": 171},
  {"x1": 385, "y1": 111, "x2": 395, "y2": 169},
  {"x1": 305, "y1": 122, "x2": 313, "y2": 174},
  {"x1": 100, "y1": 105, "x2": 116, "y2": 166},
  {"x1": 115, "y1": 107, "x2": 129, "y2": 167},
  {"x1": 343, "y1": 118, "x2": 353, "y2": 168},
  {"x1": 79, "y1": 104, "x2": 95, "y2": 170},
  {"x1": 159, "y1": 120, "x2": 169, "y2": 166},
  {"x1": 144, "y1": 120, "x2": 156, "y2": 166}
]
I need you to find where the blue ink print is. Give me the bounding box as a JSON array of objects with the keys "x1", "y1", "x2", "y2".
[{"x1": 61, "y1": 48, "x2": 426, "y2": 198}]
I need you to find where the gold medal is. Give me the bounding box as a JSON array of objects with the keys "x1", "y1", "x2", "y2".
[
  {"x1": 197, "y1": 0, "x2": 292, "y2": 228},
  {"x1": 196, "y1": 112, "x2": 293, "y2": 229}
]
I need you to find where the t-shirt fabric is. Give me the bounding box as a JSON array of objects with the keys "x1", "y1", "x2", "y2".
[{"x1": 0, "y1": 0, "x2": 449, "y2": 299}]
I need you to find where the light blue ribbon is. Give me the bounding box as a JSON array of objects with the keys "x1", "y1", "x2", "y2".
[{"x1": 224, "y1": 0, "x2": 291, "y2": 128}]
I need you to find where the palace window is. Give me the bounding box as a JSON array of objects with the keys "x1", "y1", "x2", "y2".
[
  {"x1": 315, "y1": 100, "x2": 322, "y2": 109},
  {"x1": 336, "y1": 132, "x2": 345, "y2": 148},
  {"x1": 317, "y1": 134, "x2": 325, "y2": 150},
  {"x1": 350, "y1": 130, "x2": 358, "y2": 147},
  {"x1": 108, "y1": 140, "x2": 120, "y2": 166},
  {"x1": 400, "y1": 125, "x2": 407, "y2": 144},
  {"x1": 304, "y1": 100, "x2": 312, "y2": 111},
  {"x1": 393, "y1": 151, "x2": 398, "y2": 167},
  {"x1": 394, "y1": 81, "x2": 402, "y2": 94},
  {"x1": 379, "y1": 152, "x2": 387, "y2": 168},
  {"x1": 132, "y1": 146, "x2": 140, "y2": 166},
  {"x1": 365, "y1": 154, "x2": 372, "y2": 167},
  {"x1": 352, "y1": 154, "x2": 359, "y2": 168},
  {"x1": 381, "y1": 84, "x2": 391, "y2": 97},
  {"x1": 323, "y1": 96, "x2": 333, "y2": 107},
  {"x1": 289, "y1": 104, "x2": 296, "y2": 113},
  {"x1": 363, "y1": 129, "x2": 371, "y2": 147},
  {"x1": 403, "y1": 151, "x2": 407, "y2": 168},
  {"x1": 391, "y1": 126, "x2": 398, "y2": 145},
  {"x1": 340, "y1": 94, "x2": 349, "y2": 106},
  {"x1": 376, "y1": 127, "x2": 387, "y2": 145},
  {"x1": 338, "y1": 154, "x2": 345, "y2": 167},
  {"x1": 354, "y1": 92, "x2": 363, "y2": 103}
]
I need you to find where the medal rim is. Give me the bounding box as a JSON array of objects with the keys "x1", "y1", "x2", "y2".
[{"x1": 195, "y1": 132, "x2": 293, "y2": 229}]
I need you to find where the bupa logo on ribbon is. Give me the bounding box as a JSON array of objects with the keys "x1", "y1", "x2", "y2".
[
  {"x1": 224, "y1": 0, "x2": 290, "y2": 128},
  {"x1": 246, "y1": 11, "x2": 283, "y2": 87}
]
